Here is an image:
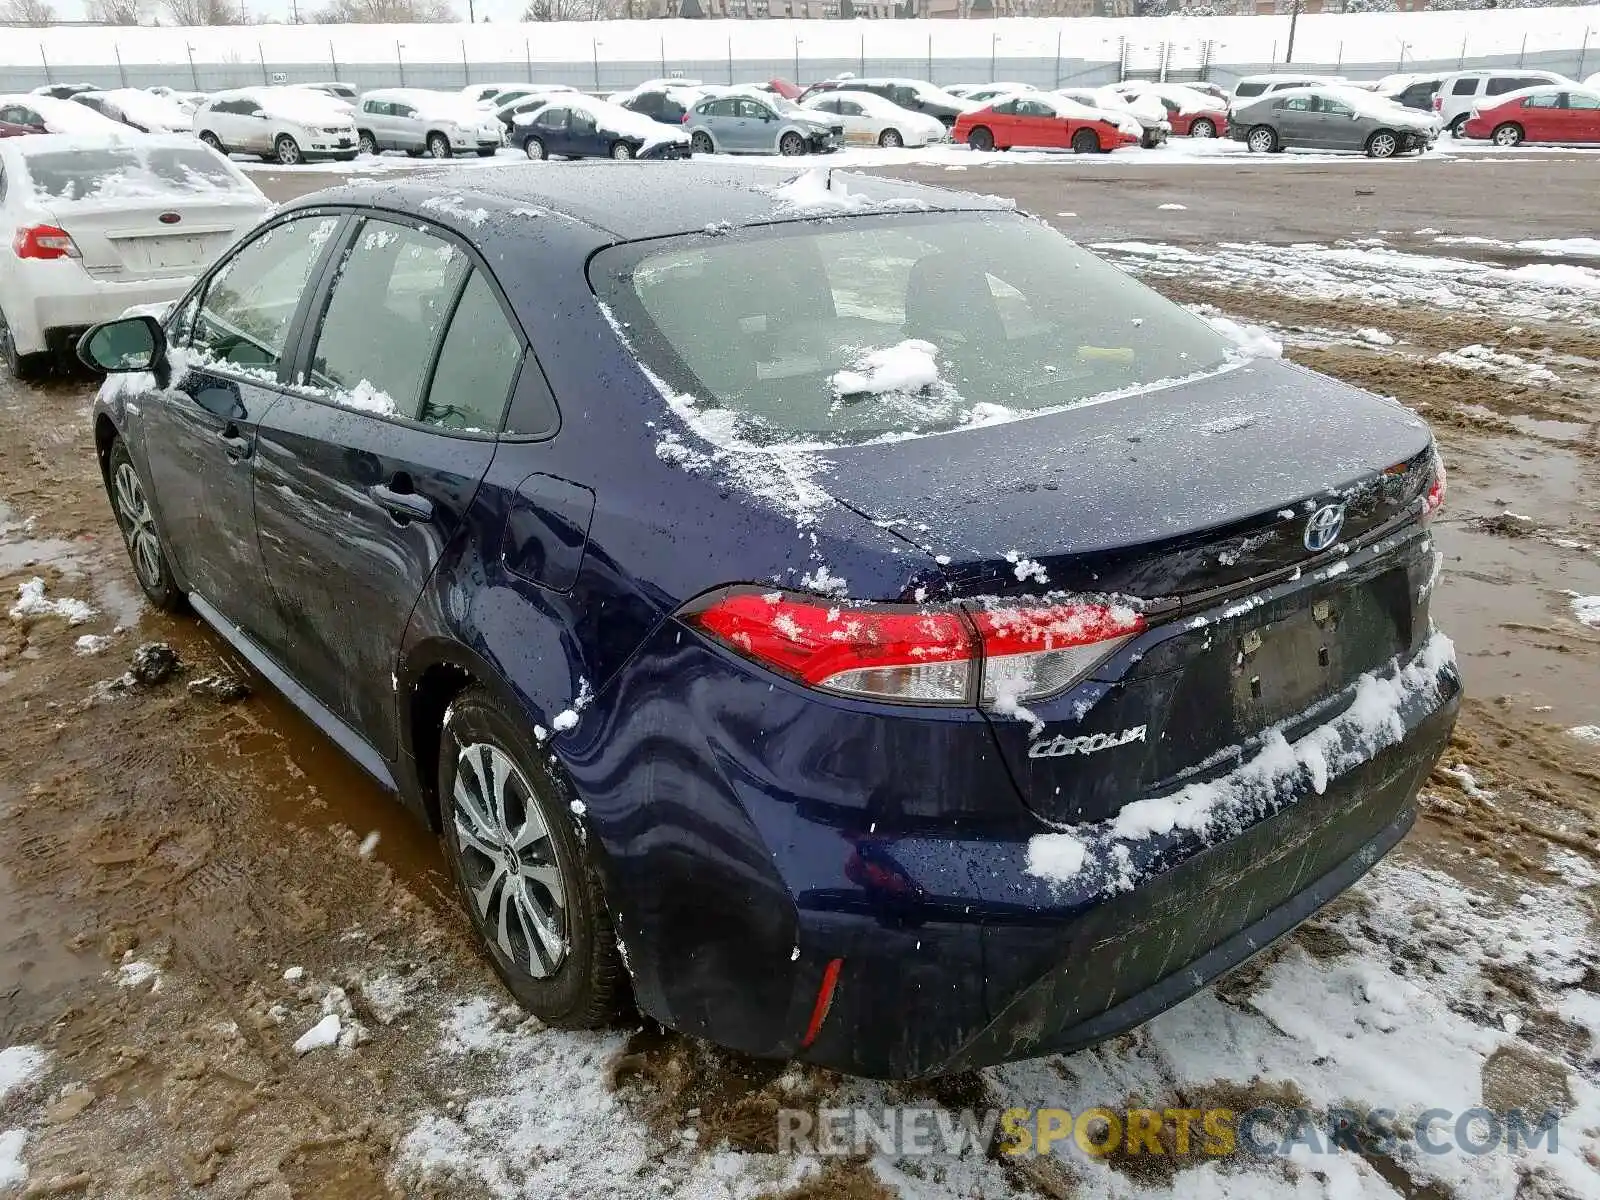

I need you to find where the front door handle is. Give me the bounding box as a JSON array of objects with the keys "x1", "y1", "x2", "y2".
[
  {"x1": 218, "y1": 423, "x2": 251, "y2": 461},
  {"x1": 370, "y1": 481, "x2": 434, "y2": 524}
]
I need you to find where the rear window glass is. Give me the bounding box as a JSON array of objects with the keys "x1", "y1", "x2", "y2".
[
  {"x1": 1451, "y1": 78, "x2": 1480, "y2": 95},
  {"x1": 591, "y1": 211, "x2": 1231, "y2": 448},
  {"x1": 24, "y1": 146, "x2": 244, "y2": 201},
  {"x1": 1234, "y1": 82, "x2": 1267, "y2": 97}
]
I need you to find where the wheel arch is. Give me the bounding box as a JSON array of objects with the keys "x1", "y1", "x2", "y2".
[{"x1": 93, "y1": 411, "x2": 120, "y2": 487}]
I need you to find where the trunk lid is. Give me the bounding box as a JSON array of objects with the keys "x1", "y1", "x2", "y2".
[
  {"x1": 816, "y1": 358, "x2": 1438, "y2": 826},
  {"x1": 47, "y1": 196, "x2": 262, "y2": 280}
]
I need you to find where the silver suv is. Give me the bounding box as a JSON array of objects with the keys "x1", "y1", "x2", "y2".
[{"x1": 356, "y1": 88, "x2": 503, "y2": 159}]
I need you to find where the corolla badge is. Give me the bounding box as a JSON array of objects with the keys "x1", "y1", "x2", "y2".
[
  {"x1": 1028, "y1": 725, "x2": 1148, "y2": 759},
  {"x1": 1303, "y1": 504, "x2": 1345, "y2": 553}
]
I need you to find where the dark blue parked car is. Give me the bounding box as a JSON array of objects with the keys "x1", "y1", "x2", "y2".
[
  {"x1": 511, "y1": 97, "x2": 691, "y2": 161},
  {"x1": 79, "y1": 163, "x2": 1458, "y2": 1079}
]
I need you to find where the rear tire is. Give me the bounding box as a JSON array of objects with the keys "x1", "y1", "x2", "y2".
[
  {"x1": 967, "y1": 125, "x2": 994, "y2": 152},
  {"x1": 427, "y1": 132, "x2": 452, "y2": 159},
  {"x1": 1246, "y1": 124, "x2": 1279, "y2": 154},
  {"x1": 439, "y1": 688, "x2": 628, "y2": 1029},
  {"x1": 1491, "y1": 122, "x2": 1523, "y2": 147},
  {"x1": 106, "y1": 439, "x2": 183, "y2": 612},
  {"x1": 1448, "y1": 113, "x2": 1469, "y2": 137},
  {"x1": 878, "y1": 127, "x2": 903, "y2": 148},
  {"x1": 273, "y1": 134, "x2": 301, "y2": 166},
  {"x1": 1071, "y1": 127, "x2": 1101, "y2": 154},
  {"x1": 357, "y1": 129, "x2": 378, "y2": 156},
  {"x1": 198, "y1": 130, "x2": 226, "y2": 155},
  {"x1": 1189, "y1": 117, "x2": 1217, "y2": 138},
  {"x1": 778, "y1": 130, "x2": 806, "y2": 156},
  {"x1": 690, "y1": 130, "x2": 714, "y2": 155},
  {"x1": 0, "y1": 308, "x2": 49, "y2": 382},
  {"x1": 1366, "y1": 129, "x2": 1399, "y2": 159}
]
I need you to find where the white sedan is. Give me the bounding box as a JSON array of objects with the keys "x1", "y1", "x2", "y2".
[
  {"x1": 0, "y1": 134, "x2": 270, "y2": 380},
  {"x1": 800, "y1": 89, "x2": 946, "y2": 148}
]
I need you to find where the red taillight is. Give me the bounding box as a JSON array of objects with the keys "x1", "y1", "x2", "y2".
[
  {"x1": 680, "y1": 113, "x2": 690, "y2": 123},
  {"x1": 1423, "y1": 451, "x2": 1446, "y2": 521},
  {"x1": 684, "y1": 590, "x2": 1143, "y2": 707},
  {"x1": 13, "y1": 224, "x2": 80, "y2": 260}
]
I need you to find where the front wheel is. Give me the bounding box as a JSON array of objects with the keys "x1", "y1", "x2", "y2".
[
  {"x1": 1366, "y1": 129, "x2": 1399, "y2": 159},
  {"x1": 1189, "y1": 117, "x2": 1217, "y2": 138},
  {"x1": 778, "y1": 130, "x2": 806, "y2": 156},
  {"x1": 107, "y1": 440, "x2": 183, "y2": 611},
  {"x1": 690, "y1": 130, "x2": 714, "y2": 155},
  {"x1": 967, "y1": 125, "x2": 994, "y2": 152},
  {"x1": 273, "y1": 134, "x2": 301, "y2": 166},
  {"x1": 357, "y1": 130, "x2": 378, "y2": 155},
  {"x1": 1071, "y1": 127, "x2": 1101, "y2": 154},
  {"x1": 439, "y1": 688, "x2": 628, "y2": 1027},
  {"x1": 1246, "y1": 124, "x2": 1278, "y2": 154},
  {"x1": 522, "y1": 136, "x2": 546, "y2": 160},
  {"x1": 427, "y1": 132, "x2": 453, "y2": 159},
  {"x1": 610, "y1": 140, "x2": 634, "y2": 160},
  {"x1": 1492, "y1": 122, "x2": 1523, "y2": 147},
  {"x1": 878, "y1": 127, "x2": 903, "y2": 148}
]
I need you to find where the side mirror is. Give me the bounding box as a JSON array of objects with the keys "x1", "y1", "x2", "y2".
[{"x1": 78, "y1": 314, "x2": 166, "y2": 375}]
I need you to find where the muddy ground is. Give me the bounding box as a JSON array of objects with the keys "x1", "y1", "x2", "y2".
[{"x1": 1, "y1": 157, "x2": 1597, "y2": 1199}]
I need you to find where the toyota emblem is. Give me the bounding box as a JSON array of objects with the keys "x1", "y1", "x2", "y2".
[{"x1": 1303, "y1": 504, "x2": 1345, "y2": 553}]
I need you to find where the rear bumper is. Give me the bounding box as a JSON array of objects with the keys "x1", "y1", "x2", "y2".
[{"x1": 7, "y1": 269, "x2": 192, "y2": 356}]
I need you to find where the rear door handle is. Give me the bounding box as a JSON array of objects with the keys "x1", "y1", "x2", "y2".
[
  {"x1": 218, "y1": 423, "x2": 251, "y2": 461},
  {"x1": 370, "y1": 482, "x2": 434, "y2": 524}
]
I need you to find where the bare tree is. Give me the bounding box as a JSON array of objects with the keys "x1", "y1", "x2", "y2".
[
  {"x1": 163, "y1": 0, "x2": 245, "y2": 21},
  {"x1": 316, "y1": 0, "x2": 454, "y2": 18},
  {"x1": 88, "y1": 0, "x2": 144, "y2": 22},
  {"x1": 0, "y1": 0, "x2": 57, "y2": 25},
  {"x1": 523, "y1": 0, "x2": 609, "y2": 18}
]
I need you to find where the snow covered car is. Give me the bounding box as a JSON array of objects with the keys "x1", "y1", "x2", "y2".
[
  {"x1": 356, "y1": 88, "x2": 502, "y2": 159},
  {"x1": 684, "y1": 94, "x2": 838, "y2": 156},
  {"x1": 616, "y1": 84, "x2": 714, "y2": 126},
  {"x1": 0, "y1": 133, "x2": 269, "y2": 379},
  {"x1": 0, "y1": 94, "x2": 126, "y2": 137},
  {"x1": 1433, "y1": 69, "x2": 1575, "y2": 136},
  {"x1": 513, "y1": 96, "x2": 691, "y2": 160},
  {"x1": 1461, "y1": 84, "x2": 1600, "y2": 146},
  {"x1": 193, "y1": 87, "x2": 358, "y2": 165},
  {"x1": 798, "y1": 77, "x2": 973, "y2": 128},
  {"x1": 72, "y1": 89, "x2": 194, "y2": 135},
  {"x1": 1111, "y1": 82, "x2": 1228, "y2": 138},
  {"x1": 79, "y1": 162, "x2": 1457, "y2": 1080},
  {"x1": 800, "y1": 89, "x2": 946, "y2": 148},
  {"x1": 1057, "y1": 87, "x2": 1170, "y2": 148},
  {"x1": 1231, "y1": 85, "x2": 1439, "y2": 157},
  {"x1": 956, "y1": 92, "x2": 1140, "y2": 154}
]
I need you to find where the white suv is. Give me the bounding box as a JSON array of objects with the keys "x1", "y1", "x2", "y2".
[
  {"x1": 193, "y1": 87, "x2": 357, "y2": 165},
  {"x1": 1434, "y1": 70, "x2": 1571, "y2": 134},
  {"x1": 357, "y1": 89, "x2": 503, "y2": 159}
]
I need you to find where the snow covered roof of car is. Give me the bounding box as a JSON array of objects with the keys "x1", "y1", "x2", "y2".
[{"x1": 291, "y1": 162, "x2": 1013, "y2": 242}]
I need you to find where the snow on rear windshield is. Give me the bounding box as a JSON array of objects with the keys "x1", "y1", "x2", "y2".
[
  {"x1": 591, "y1": 211, "x2": 1231, "y2": 447},
  {"x1": 26, "y1": 146, "x2": 245, "y2": 202}
]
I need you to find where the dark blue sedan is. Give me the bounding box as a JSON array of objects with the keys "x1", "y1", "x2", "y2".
[
  {"x1": 511, "y1": 97, "x2": 691, "y2": 161},
  {"x1": 79, "y1": 163, "x2": 1458, "y2": 1079}
]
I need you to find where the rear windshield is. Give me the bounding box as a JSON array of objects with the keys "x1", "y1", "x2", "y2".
[
  {"x1": 591, "y1": 211, "x2": 1230, "y2": 447},
  {"x1": 24, "y1": 146, "x2": 244, "y2": 202}
]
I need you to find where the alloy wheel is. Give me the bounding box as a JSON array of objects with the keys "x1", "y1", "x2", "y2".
[
  {"x1": 690, "y1": 131, "x2": 713, "y2": 155},
  {"x1": 114, "y1": 461, "x2": 163, "y2": 590},
  {"x1": 429, "y1": 134, "x2": 452, "y2": 158},
  {"x1": 879, "y1": 128, "x2": 902, "y2": 148},
  {"x1": 524, "y1": 137, "x2": 545, "y2": 160},
  {"x1": 1247, "y1": 127, "x2": 1275, "y2": 153},
  {"x1": 358, "y1": 131, "x2": 378, "y2": 155},
  {"x1": 275, "y1": 136, "x2": 301, "y2": 165},
  {"x1": 1369, "y1": 132, "x2": 1398, "y2": 158},
  {"x1": 451, "y1": 741, "x2": 569, "y2": 979},
  {"x1": 779, "y1": 131, "x2": 805, "y2": 156},
  {"x1": 1190, "y1": 118, "x2": 1216, "y2": 138},
  {"x1": 1493, "y1": 124, "x2": 1521, "y2": 146},
  {"x1": 610, "y1": 141, "x2": 633, "y2": 160}
]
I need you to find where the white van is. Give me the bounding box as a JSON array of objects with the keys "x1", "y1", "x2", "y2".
[
  {"x1": 192, "y1": 87, "x2": 357, "y2": 165},
  {"x1": 357, "y1": 88, "x2": 504, "y2": 159},
  {"x1": 1434, "y1": 69, "x2": 1572, "y2": 134}
]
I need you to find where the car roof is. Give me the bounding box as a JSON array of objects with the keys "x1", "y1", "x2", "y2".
[{"x1": 291, "y1": 162, "x2": 1011, "y2": 241}]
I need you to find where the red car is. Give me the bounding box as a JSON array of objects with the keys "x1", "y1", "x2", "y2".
[
  {"x1": 955, "y1": 95, "x2": 1138, "y2": 154},
  {"x1": 1461, "y1": 86, "x2": 1600, "y2": 146},
  {"x1": 1162, "y1": 104, "x2": 1229, "y2": 139},
  {"x1": 0, "y1": 120, "x2": 35, "y2": 138}
]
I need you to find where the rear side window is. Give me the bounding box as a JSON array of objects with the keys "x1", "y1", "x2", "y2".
[
  {"x1": 1452, "y1": 78, "x2": 1480, "y2": 96},
  {"x1": 303, "y1": 219, "x2": 466, "y2": 418},
  {"x1": 422, "y1": 271, "x2": 523, "y2": 433},
  {"x1": 190, "y1": 215, "x2": 338, "y2": 374},
  {"x1": 1399, "y1": 82, "x2": 1438, "y2": 106},
  {"x1": 1234, "y1": 82, "x2": 1266, "y2": 98}
]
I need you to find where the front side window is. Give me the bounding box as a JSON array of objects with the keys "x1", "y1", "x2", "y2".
[
  {"x1": 1281, "y1": 97, "x2": 1310, "y2": 111},
  {"x1": 1568, "y1": 92, "x2": 1600, "y2": 110},
  {"x1": 592, "y1": 212, "x2": 1231, "y2": 447},
  {"x1": 190, "y1": 215, "x2": 339, "y2": 374},
  {"x1": 422, "y1": 271, "x2": 523, "y2": 433},
  {"x1": 571, "y1": 110, "x2": 598, "y2": 135},
  {"x1": 536, "y1": 108, "x2": 567, "y2": 129},
  {"x1": 1320, "y1": 99, "x2": 1352, "y2": 117},
  {"x1": 303, "y1": 219, "x2": 466, "y2": 418}
]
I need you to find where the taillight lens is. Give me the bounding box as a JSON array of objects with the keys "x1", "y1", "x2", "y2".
[
  {"x1": 13, "y1": 224, "x2": 80, "y2": 260},
  {"x1": 684, "y1": 590, "x2": 1143, "y2": 707},
  {"x1": 1422, "y1": 450, "x2": 1446, "y2": 521},
  {"x1": 971, "y1": 604, "x2": 1146, "y2": 707}
]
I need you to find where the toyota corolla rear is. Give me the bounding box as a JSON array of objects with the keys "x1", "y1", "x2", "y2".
[{"x1": 587, "y1": 205, "x2": 1458, "y2": 1079}]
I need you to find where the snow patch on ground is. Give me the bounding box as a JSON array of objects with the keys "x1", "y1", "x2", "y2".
[
  {"x1": 73, "y1": 633, "x2": 111, "y2": 655},
  {"x1": 0, "y1": 1046, "x2": 47, "y2": 1102},
  {"x1": 1435, "y1": 343, "x2": 1558, "y2": 385},
  {"x1": 293, "y1": 1013, "x2": 341, "y2": 1055},
  {"x1": 9, "y1": 577, "x2": 95, "y2": 626},
  {"x1": 115, "y1": 959, "x2": 160, "y2": 989},
  {"x1": 1568, "y1": 725, "x2": 1600, "y2": 744},
  {"x1": 0, "y1": 1130, "x2": 27, "y2": 1190},
  {"x1": 1569, "y1": 593, "x2": 1600, "y2": 628}
]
